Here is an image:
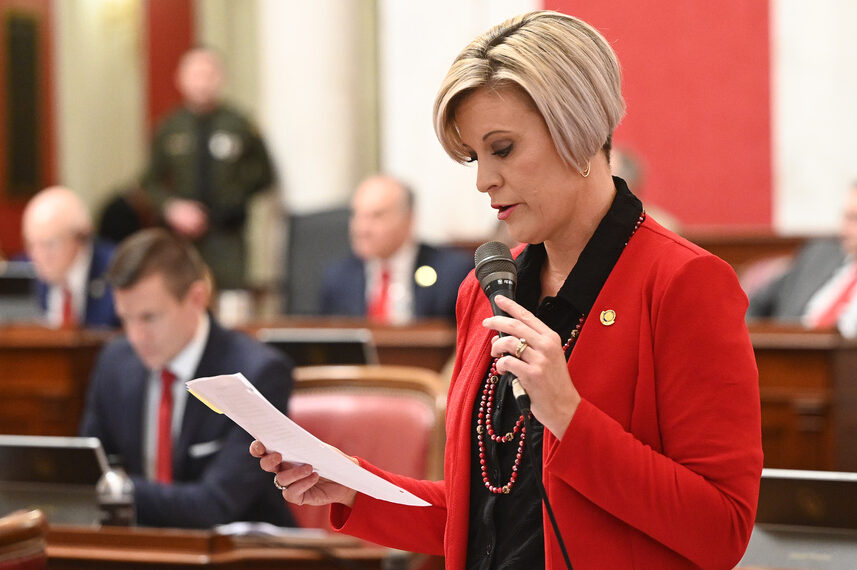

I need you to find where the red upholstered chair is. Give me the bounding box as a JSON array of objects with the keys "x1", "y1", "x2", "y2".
[
  {"x1": 0, "y1": 510, "x2": 47, "y2": 570},
  {"x1": 287, "y1": 365, "x2": 447, "y2": 531}
]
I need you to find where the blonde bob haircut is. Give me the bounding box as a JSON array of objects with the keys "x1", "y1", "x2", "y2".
[{"x1": 433, "y1": 10, "x2": 624, "y2": 174}]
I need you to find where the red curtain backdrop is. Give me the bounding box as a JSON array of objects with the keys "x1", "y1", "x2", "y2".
[
  {"x1": 544, "y1": 1, "x2": 771, "y2": 229},
  {"x1": 145, "y1": 0, "x2": 193, "y2": 131}
]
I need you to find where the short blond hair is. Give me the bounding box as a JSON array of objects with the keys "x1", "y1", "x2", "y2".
[{"x1": 433, "y1": 10, "x2": 624, "y2": 173}]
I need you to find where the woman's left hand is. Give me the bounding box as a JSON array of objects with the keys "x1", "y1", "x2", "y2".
[{"x1": 483, "y1": 295, "x2": 581, "y2": 438}]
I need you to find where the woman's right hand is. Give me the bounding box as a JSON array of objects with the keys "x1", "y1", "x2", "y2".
[{"x1": 250, "y1": 440, "x2": 358, "y2": 508}]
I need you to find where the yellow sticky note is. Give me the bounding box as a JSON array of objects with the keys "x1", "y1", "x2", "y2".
[{"x1": 188, "y1": 389, "x2": 223, "y2": 414}]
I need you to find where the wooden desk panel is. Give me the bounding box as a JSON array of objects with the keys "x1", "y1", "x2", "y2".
[
  {"x1": 4, "y1": 319, "x2": 855, "y2": 473},
  {"x1": 686, "y1": 231, "x2": 807, "y2": 272},
  {"x1": 47, "y1": 525, "x2": 398, "y2": 569},
  {"x1": 243, "y1": 317, "x2": 457, "y2": 373},
  {"x1": 0, "y1": 319, "x2": 455, "y2": 439},
  {"x1": 750, "y1": 322, "x2": 857, "y2": 471},
  {"x1": 0, "y1": 326, "x2": 114, "y2": 435}
]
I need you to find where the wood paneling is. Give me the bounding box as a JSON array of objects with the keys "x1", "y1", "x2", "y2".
[
  {"x1": 0, "y1": 325, "x2": 114, "y2": 435},
  {"x1": 751, "y1": 322, "x2": 857, "y2": 471},
  {"x1": 4, "y1": 318, "x2": 856, "y2": 473},
  {"x1": 47, "y1": 524, "x2": 396, "y2": 569},
  {"x1": 243, "y1": 317, "x2": 457, "y2": 374},
  {"x1": 0, "y1": 0, "x2": 55, "y2": 256}
]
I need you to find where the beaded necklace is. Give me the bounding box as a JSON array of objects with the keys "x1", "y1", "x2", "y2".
[{"x1": 476, "y1": 211, "x2": 646, "y2": 495}]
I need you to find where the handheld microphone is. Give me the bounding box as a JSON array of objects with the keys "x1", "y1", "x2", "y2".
[
  {"x1": 475, "y1": 241, "x2": 573, "y2": 569},
  {"x1": 474, "y1": 241, "x2": 530, "y2": 413}
]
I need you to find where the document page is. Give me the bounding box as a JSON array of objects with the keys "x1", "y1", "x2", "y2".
[{"x1": 186, "y1": 373, "x2": 430, "y2": 507}]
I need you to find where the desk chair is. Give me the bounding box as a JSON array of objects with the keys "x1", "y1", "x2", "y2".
[
  {"x1": 287, "y1": 365, "x2": 447, "y2": 530},
  {"x1": 283, "y1": 207, "x2": 351, "y2": 315},
  {"x1": 0, "y1": 510, "x2": 47, "y2": 570}
]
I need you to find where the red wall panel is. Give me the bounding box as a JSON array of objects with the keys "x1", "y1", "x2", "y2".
[
  {"x1": 544, "y1": 1, "x2": 771, "y2": 229},
  {"x1": 145, "y1": 0, "x2": 193, "y2": 131}
]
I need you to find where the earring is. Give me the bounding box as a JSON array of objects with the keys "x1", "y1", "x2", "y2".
[{"x1": 580, "y1": 161, "x2": 591, "y2": 178}]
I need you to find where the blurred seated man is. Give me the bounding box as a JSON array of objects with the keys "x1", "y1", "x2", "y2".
[
  {"x1": 319, "y1": 175, "x2": 472, "y2": 323},
  {"x1": 22, "y1": 186, "x2": 119, "y2": 328},
  {"x1": 748, "y1": 182, "x2": 857, "y2": 337},
  {"x1": 79, "y1": 228, "x2": 295, "y2": 528}
]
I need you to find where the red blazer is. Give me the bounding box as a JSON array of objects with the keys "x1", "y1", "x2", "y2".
[{"x1": 332, "y1": 218, "x2": 763, "y2": 569}]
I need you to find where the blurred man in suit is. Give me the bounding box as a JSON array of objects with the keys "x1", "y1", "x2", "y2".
[
  {"x1": 80, "y1": 228, "x2": 294, "y2": 528},
  {"x1": 22, "y1": 186, "x2": 118, "y2": 328},
  {"x1": 748, "y1": 182, "x2": 857, "y2": 336},
  {"x1": 142, "y1": 47, "x2": 274, "y2": 290},
  {"x1": 319, "y1": 175, "x2": 472, "y2": 323}
]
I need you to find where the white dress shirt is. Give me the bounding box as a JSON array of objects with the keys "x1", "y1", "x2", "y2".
[
  {"x1": 46, "y1": 243, "x2": 92, "y2": 328},
  {"x1": 802, "y1": 257, "x2": 857, "y2": 337},
  {"x1": 364, "y1": 241, "x2": 418, "y2": 325},
  {"x1": 143, "y1": 313, "x2": 210, "y2": 480}
]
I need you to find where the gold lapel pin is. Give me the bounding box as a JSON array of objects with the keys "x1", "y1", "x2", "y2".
[
  {"x1": 600, "y1": 309, "x2": 616, "y2": 326},
  {"x1": 414, "y1": 265, "x2": 438, "y2": 287}
]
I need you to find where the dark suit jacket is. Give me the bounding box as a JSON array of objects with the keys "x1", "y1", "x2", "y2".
[
  {"x1": 79, "y1": 318, "x2": 295, "y2": 528},
  {"x1": 35, "y1": 239, "x2": 119, "y2": 328},
  {"x1": 318, "y1": 243, "x2": 473, "y2": 320},
  {"x1": 747, "y1": 238, "x2": 846, "y2": 320}
]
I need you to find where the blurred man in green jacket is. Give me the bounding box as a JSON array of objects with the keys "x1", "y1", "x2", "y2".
[{"x1": 143, "y1": 47, "x2": 273, "y2": 290}]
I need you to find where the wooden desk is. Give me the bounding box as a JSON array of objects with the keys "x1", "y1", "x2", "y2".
[
  {"x1": 5, "y1": 318, "x2": 855, "y2": 473},
  {"x1": 0, "y1": 319, "x2": 454, "y2": 439},
  {"x1": 47, "y1": 525, "x2": 400, "y2": 569},
  {"x1": 750, "y1": 322, "x2": 857, "y2": 471},
  {"x1": 243, "y1": 317, "x2": 457, "y2": 373},
  {"x1": 0, "y1": 325, "x2": 114, "y2": 435},
  {"x1": 686, "y1": 231, "x2": 808, "y2": 273}
]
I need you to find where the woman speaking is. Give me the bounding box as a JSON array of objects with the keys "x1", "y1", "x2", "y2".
[{"x1": 252, "y1": 10, "x2": 762, "y2": 569}]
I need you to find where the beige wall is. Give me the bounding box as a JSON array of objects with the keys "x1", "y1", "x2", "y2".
[
  {"x1": 52, "y1": 1, "x2": 857, "y2": 250},
  {"x1": 195, "y1": 0, "x2": 260, "y2": 116},
  {"x1": 377, "y1": 0, "x2": 537, "y2": 244},
  {"x1": 257, "y1": 0, "x2": 379, "y2": 214},
  {"x1": 53, "y1": 0, "x2": 146, "y2": 219},
  {"x1": 195, "y1": 0, "x2": 282, "y2": 291},
  {"x1": 771, "y1": 0, "x2": 857, "y2": 234}
]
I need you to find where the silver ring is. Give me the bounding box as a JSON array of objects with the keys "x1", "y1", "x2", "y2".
[
  {"x1": 273, "y1": 474, "x2": 288, "y2": 491},
  {"x1": 515, "y1": 337, "x2": 528, "y2": 359}
]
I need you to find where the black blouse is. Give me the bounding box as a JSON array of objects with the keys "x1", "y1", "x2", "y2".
[{"x1": 465, "y1": 177, "x2": 644, "y2": 569}]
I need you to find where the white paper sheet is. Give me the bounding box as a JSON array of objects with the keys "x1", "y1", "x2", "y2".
[{"x1": 186, "y1": 373, "x2": 430, "y2": 507}]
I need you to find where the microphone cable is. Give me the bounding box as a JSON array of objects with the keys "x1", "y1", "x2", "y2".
[
  {"x1": 475, "y1": 241, "x2": 572, "y2": 568},
  {"x1": 516, "y1": 393, "x2": 573, "y2": 570}
]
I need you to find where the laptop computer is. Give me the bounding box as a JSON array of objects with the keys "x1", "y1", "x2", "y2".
[
  {"x1": 740, "y1": 468, "x2": 857, "y2": 569},
  {"x1": 257, "y1": 327, "x2": 379, "y2": 367},
  {"x1": 0, "y1": 261, "x2": 41, "y2": 323},
  {"x1": 0, "y1": 435, "x2": 109, "y2": 524}
]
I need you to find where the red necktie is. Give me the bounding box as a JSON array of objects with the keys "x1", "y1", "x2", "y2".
[
  {"x1": 61, "y1": 287, "x2": 76, "y2": 328},
  {"x1": 367, "y1": 265, "x2": 391, "y2": 323},
  {"x1": 156, "y1": 368, "x2": 176, "y2": 483},
  {"x1": 813, "y1": 268, "x2": 857, "y2": 329}
]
